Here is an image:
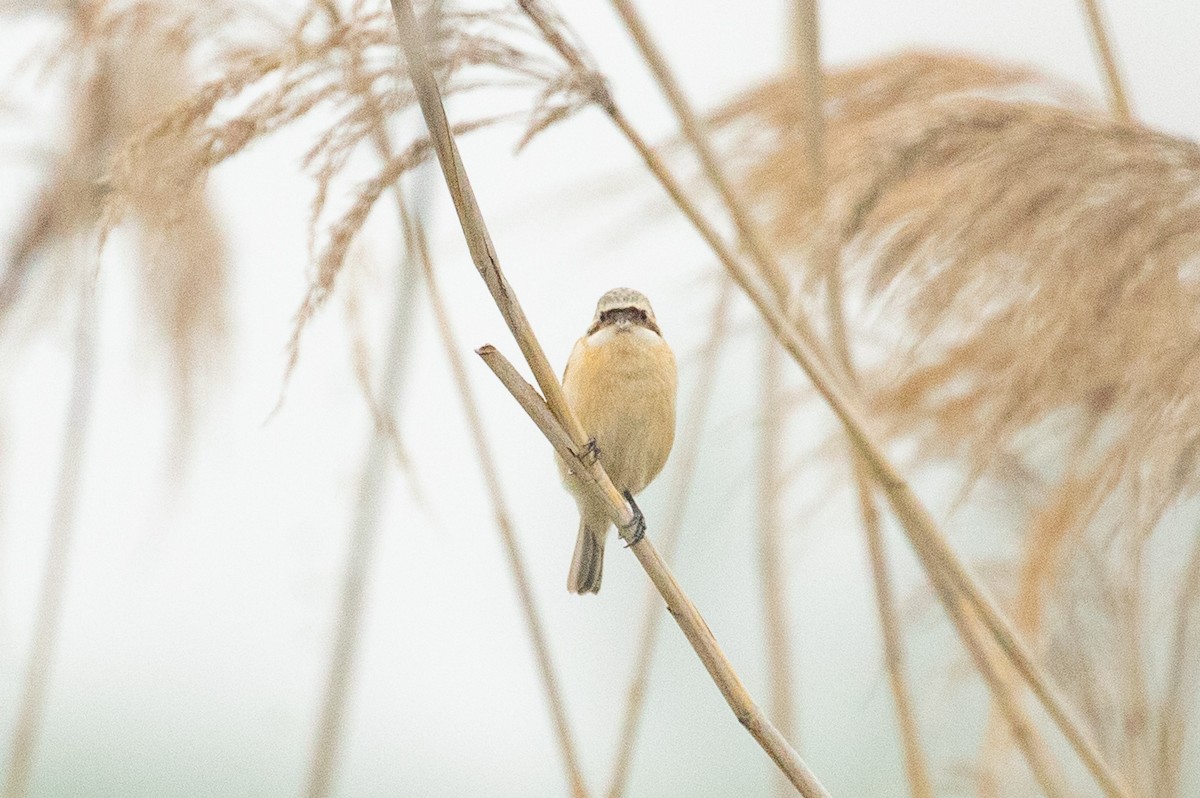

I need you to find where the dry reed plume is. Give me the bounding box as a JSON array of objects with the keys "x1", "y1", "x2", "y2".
[
  {"x1": 713, "y1": 49, "x2": 1200, "y2": 796},
  {"x1": 5, "y1": 0, "x2": 239, "y2": 434},
  {"x1": 101, "y1": 0, "x2": 595, "y2": 392}
]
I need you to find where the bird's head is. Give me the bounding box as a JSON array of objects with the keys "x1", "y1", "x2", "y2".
[{"x1": 588, "y1": 287, "x2": 660, "y2": 335}]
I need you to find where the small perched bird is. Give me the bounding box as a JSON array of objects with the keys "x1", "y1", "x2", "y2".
[{"x1": 559, "y1": 288, "x2": 677, "y2": 594}]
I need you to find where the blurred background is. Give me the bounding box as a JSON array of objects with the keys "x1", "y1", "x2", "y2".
[{"x1": 1, "y1": 0, "x2": 1199, "y2": 796}]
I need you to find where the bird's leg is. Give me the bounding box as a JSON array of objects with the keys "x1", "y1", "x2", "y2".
[
  {"x1": 579, "y1": 437, "x2": 601, "y2": 466},
  {"x1": 621, "y1": 490, "x2": 646, "y2": 547}
]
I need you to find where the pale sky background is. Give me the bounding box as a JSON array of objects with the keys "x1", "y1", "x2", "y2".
[{"x1": 1, "y1": 1, "x2": 1198, "y2": 796}]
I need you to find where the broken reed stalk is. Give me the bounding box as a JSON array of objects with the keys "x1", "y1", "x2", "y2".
[
  {"x1": 408, "y1": 199, "x2": 590, "y2": 798},
  {"x1": 605, "y1": 279, "x2": 734, "y2": 798},
  {"x1": 758, "y1": 337, "x2": 799, "y2": 798},
  {"x1": 476, "y1": 347, "x2": 832, "y2": 798},
  {"x1": 1079, "y1": 0, "x2": 1131, "y2": 122},
  {"x1": 2, "y1": 276, "x2": 97, "y2": 798},
  {"x1": 390, "y1": 2, "x2": 831, "y2": 794},
  {"x1": 789, "y1": 4, "x2": 934, "y2": 796},
  {"x1": 515, "y1": 2, "x2": 1130, "y2": 795}
]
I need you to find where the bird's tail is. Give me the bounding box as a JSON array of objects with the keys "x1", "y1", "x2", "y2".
[{"x1": 567, "y1": 518, "x2": 606, "y2": 594}]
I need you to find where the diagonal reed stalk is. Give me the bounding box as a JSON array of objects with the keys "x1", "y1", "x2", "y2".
[
  {"x1": 854, "y1": 464, "x2": 935, "y2": 798},
  {"x1": 2, "y1": 273, "x2": 98, "y2": 798},
  {"x1": 604, "y1": 0, "x2": 829, "y2": 369},
  {"x1": 605, "y1": 278, "x2": 733, "y2": 798},
  {"x1": 390, "y1": 2, "x2": 831, "y2": 794},
  {"x1": 516, "y1": 2, "x2": 1130, "y2": 795},
  {"x1": 1079, "y1": 0, "x2": 1131, "y2": 122},
  {"x1": 406, "y1": 195, "x2": 590, "y2": 798}
]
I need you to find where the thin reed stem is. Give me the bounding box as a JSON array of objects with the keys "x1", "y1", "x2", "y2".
[
  {"x1": 790, "y1": 0, "x2": 826, "y2": 193},
  {"x1": 605, "y1": 279, "x2": 733, "y2": 798},
  {"x1": 389, "y1": 4, "x2": 831, "y2": 792},
  {"x1": 515, "y1": 3, "x2": 1130, "y2": 794},
  {"x1": 410, "y1": 199, "x2": 589, "y2": 798},
  {"x1": 1156, "y1": 530, "x2": 1200, "y2": 798},
  {"x1": 855, "y1": 462, "x2": 934, "y2": 798},
  {"x1": 758, "y1": 335, "x2": 799, "y2": 798},
  {"x1": 301, "y1": 190, "x2": 422, "y2": 798},
  {"x1": 789, "y1": 5, "x2": 933, "y2": 795},
  {"x1": 1079, "y1": 0, "x2": 1131, "y2": 122},
  {"x1": 931, "y1": 569, "x2": 1072, "y2": 798},
  {"x1": 390, "y1": 0, "x2": 586, "y2": 449},
  {"x1": 301, "y1": 7, "x2": 426, "y2": 792},
  {"x1": 3, "y1": 275, "x2": 97, "y2": 798},
  {"x1": 1117, "y1": 540, "x2": 1153, "y2": 796}
]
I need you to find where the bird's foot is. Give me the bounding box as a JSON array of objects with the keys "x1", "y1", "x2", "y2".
[
  {"x1": 621, "y1": 490, "x2": 645, "y2": 547},
  {"x1": 580, "y1": 437, "x2": 601, "y2": 466}
]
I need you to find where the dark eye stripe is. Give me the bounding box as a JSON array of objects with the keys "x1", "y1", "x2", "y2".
[{"x1": 587, "y1": 306, "x2": 660, "y2": 336}]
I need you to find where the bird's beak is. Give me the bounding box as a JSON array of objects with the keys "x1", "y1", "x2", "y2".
[{"x1": 616, "y1": 318, "x2": 632, "y2": 331}]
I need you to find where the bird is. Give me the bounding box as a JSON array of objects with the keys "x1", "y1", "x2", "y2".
[{"x1": 558, "y1": 287, "x2": 677, "y2": 594}]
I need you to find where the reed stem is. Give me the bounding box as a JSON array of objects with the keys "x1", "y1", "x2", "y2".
[{"x1": 2, "y1": 276, "x2": 98, "y2": 798}]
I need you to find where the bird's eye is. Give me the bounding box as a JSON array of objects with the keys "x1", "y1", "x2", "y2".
[{"x1": 636, "y1": 310, "x2": 648, "y2": 322}]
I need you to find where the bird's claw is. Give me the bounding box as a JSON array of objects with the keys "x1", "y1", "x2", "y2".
[
  {"x1": 621, "y1": 490, "x2": 645, "y2": 547},
  {"x1": 580, "y1": 437, "x2": 601, "y2": 466}
]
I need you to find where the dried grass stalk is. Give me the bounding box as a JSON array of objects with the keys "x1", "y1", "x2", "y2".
[
  {"x1": 2, "y1": 278, "x2": 97, "y2": 798},
  {"x1": 757, "y1": 336, "x2": 800, "y2": 796},
  {"x1": 478, "y1": 346, "x2": 832, "y2": 798},
  {"x1": 1079, "y1": 0, "x2": 1131, "y2": 121}
]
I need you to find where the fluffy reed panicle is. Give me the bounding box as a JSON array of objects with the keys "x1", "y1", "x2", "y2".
[
  {"x1": 101, "y1": 0, "x2": 596, "y2": 382},
  {"x1": 714, "y1": 49, "x2": 1200, "y2": 559},
  {"x1": 3, "y1": 0, "x2": 249, "y2": 432},
  {"x1": 713, "y1": 50, "x2": 1200, "y2": 793}
]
